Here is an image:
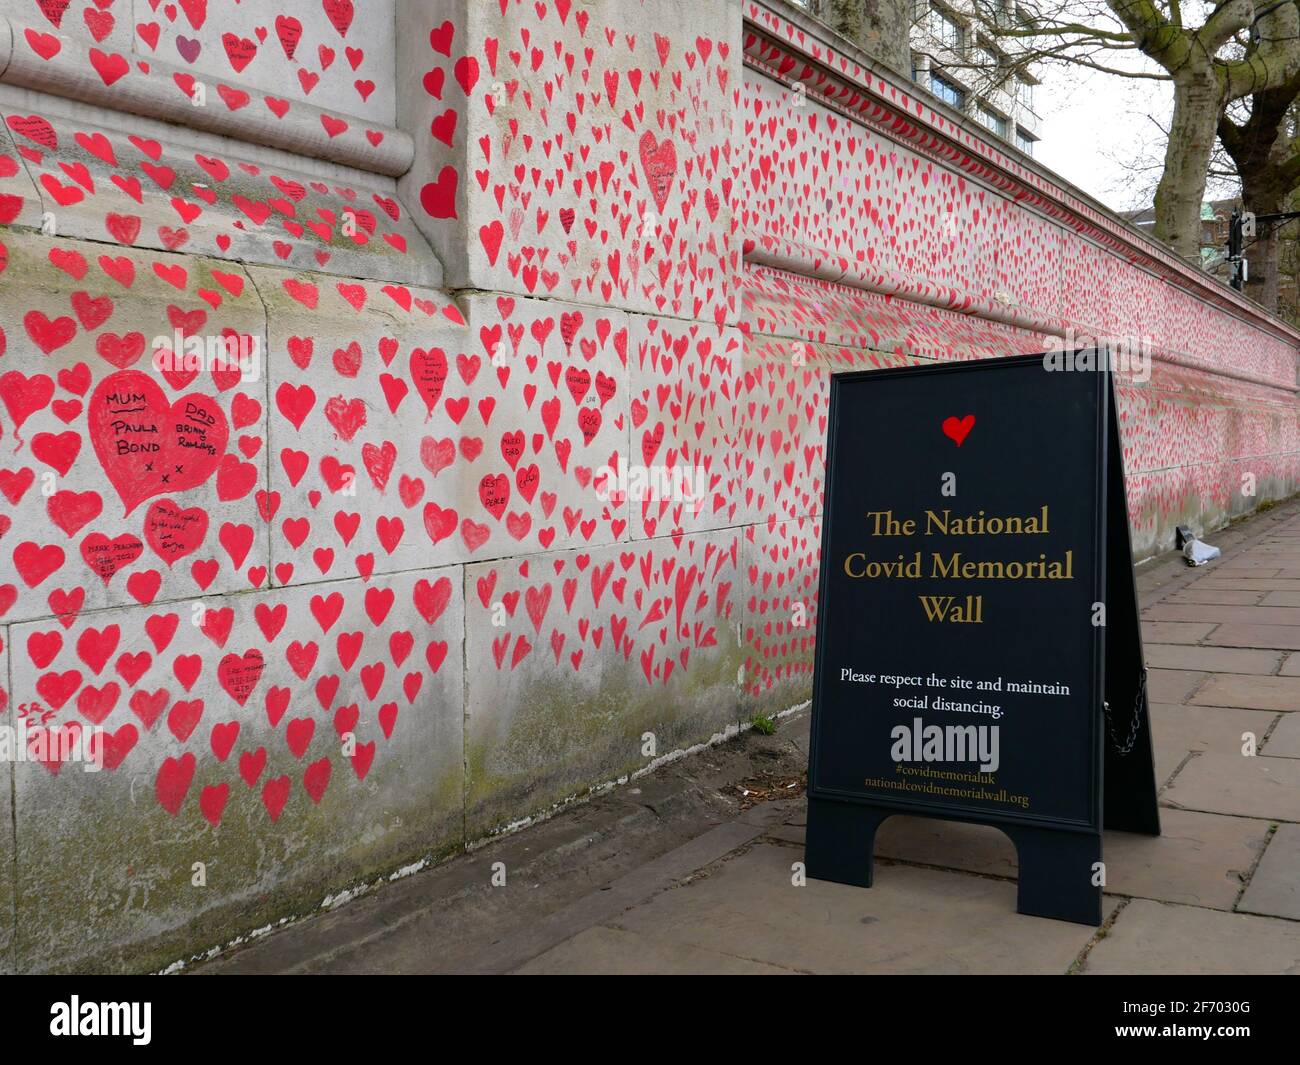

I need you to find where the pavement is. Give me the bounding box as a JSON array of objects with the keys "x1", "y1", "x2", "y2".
[{"x1": 197, "y1": 497, "x2": 1300, "y2": 975}]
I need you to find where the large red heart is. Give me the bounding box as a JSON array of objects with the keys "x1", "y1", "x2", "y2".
[
  {"x1": 639, "y1": 131, "x2": 677, "y2": 213},
  {"x1": 941, "y1": 414, "x2": 975, "y2": 447},
  {"x1": 88, "y1": 370, "x2": 229, "y2": 514}
]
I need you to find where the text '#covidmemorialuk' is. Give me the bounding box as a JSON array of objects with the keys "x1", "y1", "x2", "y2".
[{"x1": 840, "y1": 506, "x2": 1071, "y2": 623}]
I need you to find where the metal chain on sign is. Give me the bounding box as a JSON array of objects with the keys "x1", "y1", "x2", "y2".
[{"x1": 1104, "y1": 668, "x2": 1145, "y2": 756}]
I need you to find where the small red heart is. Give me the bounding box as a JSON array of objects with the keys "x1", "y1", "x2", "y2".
[{"x1": 941, "y1": 414, "x2": 975, "y2": 447}]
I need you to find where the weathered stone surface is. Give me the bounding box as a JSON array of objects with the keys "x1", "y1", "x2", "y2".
[
  {"x1": 1140, "y1": 621, "x2": 1217, "y2": 645},
  {"x1": 142, "y1": 0, "x2": 400, "y2": 124},
  {"x1": 1190, "y1": 674, "x2": 1300, "y2": 712},
  {"x1": 1084, "y1": 898, "x2": 1300, "y2": 974},
  {"x1": 1262, "y1": 711, "x2": 1300, "y2": 758},
  {"x1": 1166, "y1": 589, "x2": 1265, "y2": 606},
  {"x1": 11, "y1": 567, "x2": 465, "y2": 973},
  {"x1": 873, "y1": 808, "x2": 1266, "y2": 911},
  {"x1": 737, "y1": 335, "x2": 834, "y2": 528},
  {"x1": 397, "y1": 0, "x2": 740, "y2": 322},
  {"x1": 516, "y1": 924, "x2": 791, "y2": 974},
  {"x1": 1145, "y1": 645, "x2": 1282, "y2": 675},
  {"x1": 253, "y1": 267, "x2": 473, "y2": 578},
  {"x1": 1151, "y1": 703, "x2": 1277, "y2": 785},
  {"x1": 1145, "y1": 602, "x2": 1300, "y2": 625},
  {"x1": 612, "y1": 843, "x2": 1109, "y2": 974},
  {"x1": 463, "y1": 529, "x2": 743, "y2": 836},
  {"x1": 1198, "y1": 578, "x2": 1300, "y2": 591},
  {"x1": 740, "y1": 516, "x2": 819, "y2": 717},
  {"x1": 1205, "y1": 623, "x2": 1300, "y2": 650},
  {"x1": 1238, "y1": 824, "x2": 1300, "y2": 921},
  {"x1": 3, "y1": 108, "x2": 434, "y2": 283},
  {"x1": 0, "y1": 1, "x2": 134, "y2": 51},
  {"x1": 1162, "y1": 751, "x2": 1300, "y2": 822},
  {"x1": 1102, "y1": 808, "x2": 1267, "y2": 911},
  {"x1": 1146, "y1": 669, "x2": 1206, "y2": 704},
  {"x1": 625, "y1": 318, "x2": 742, "y2": 537},
  {"x1": 0, "y1": 123, "x2": 45, "y2": 229},
  {"x1": 0, "y1": 230, "x2": 267, "y2": 624}
]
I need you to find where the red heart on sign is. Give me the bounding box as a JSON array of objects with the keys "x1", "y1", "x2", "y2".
[
  {"x1": 941, "y1": 414, "x2": 975, "y2": 447},
  {"x1": 88, "y1": 370, "x2": 229, "y2": 514}
]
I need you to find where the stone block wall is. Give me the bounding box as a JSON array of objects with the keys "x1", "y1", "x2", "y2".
[{"x1": 0, "y1": 0, "x2": 1294, "y2": 971}]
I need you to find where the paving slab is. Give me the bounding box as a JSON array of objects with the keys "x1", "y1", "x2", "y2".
[
  {"x1": 1145, "y1": 603, "x2": 1300, "y2": 625},
  {"x1": 1147, "y1": 669, "x2": 1208, "y2": 704},
  {"x1": 610, "y1": 843, "x2": 1111, "y2": 974},
  {"x1": 1141, "y1": 622, "x2": 1219, "y2": 645},
  {"x1": 515, "y1": 924, "x2": 794, "y2": 974},
  {"x1": 1189, "y1": 674, "x2": 1300, "y2": 712},
  {"x1": 1165, "y1": 589, "x2": 1266, "y2": 606},
  {"x1": 1151, "y1": 704, "x2": 1277, "y2": 781},
  {"x1": 1262, "y1": 713, "x2": 1300, "y2": 759},
  {"x1": 1281, "y1": 654, "x2": 1300, "y2": 677},
  {"x1": 1162, "y1": 751, "x2": 1300, "y2": 822},
  {"x1": 1261, "y1": 592, "x2": 1300, "y2": 607},
  {"x1": 1101, "y1": 809, "x2": 1266, "y2": 910},
  {"x1": 1196, "y1": 578, "x2": 1300, "y2": 591},
  {"x1": 1206, "y1": 624, "x2": 1300, "y2": 650},
  {"x1": 871, "y1": 809, "x2": 1263, "y2": 911},
  {"x1": 1237, "y1": 825, "x2": 1300, "y2": 921},
  {"x1": 1144, "y1": 645, "x2": 1282, "y2": 675},
  {"x1": 1084, "y1": 899, "x2": 1300, "y2": 974}
]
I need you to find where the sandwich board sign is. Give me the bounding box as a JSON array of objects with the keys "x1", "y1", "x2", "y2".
[{"x1": 804, "y1": 352, "x2": 1159, "y2": 926}]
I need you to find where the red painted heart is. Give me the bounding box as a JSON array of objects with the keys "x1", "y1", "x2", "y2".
[
  {"x1": 941, "y1": 414, "x2": 975, "y2": 447},
  {"x1": 88, "y1": 369, "x2": 229, "y2": 514}
]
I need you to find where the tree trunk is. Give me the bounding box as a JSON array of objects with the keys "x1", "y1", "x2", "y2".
[
  {"x1": 817, "y1": 0, "x2": 913, "y2": 79},
  {"x1": 1153, "y1": 65, "x2": 1226, "y2": 260},
  {"x1": 1242, "y1": 182, "x2": 1284, "y2": 311},
  {"x1": 1219, "y1": 89, "x2": 1297, "y2": 313}
]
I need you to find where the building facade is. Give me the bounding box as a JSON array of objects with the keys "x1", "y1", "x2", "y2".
[{"x1": 910, "y1": 0, "x2": 1042, "y2": 155}]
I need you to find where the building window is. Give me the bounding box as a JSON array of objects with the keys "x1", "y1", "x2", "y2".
[
  {"x1": 977, "y1": 105, "x2": 1007, "y2": 137},
  {"x1": 930, "y1": 71, "x2": 966, "y2": 109},
  {"x1": 928, "y1": 5, "x2": 964, "y2": 52},
  {"x1": 1016, "y1": 76, "x2": 1035, "y2": 110},
  {"x1": 1015, "y1": 127, "x2": 1037, "y2": 155}
]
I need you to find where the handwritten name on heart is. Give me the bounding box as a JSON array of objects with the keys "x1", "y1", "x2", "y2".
[
  {"x1": 89, "y1": 370, "x2": 229, "y2": 514},
  {"x1": 941, "y1": 414, "x2": 976, "y2": 447},
  {"x1": 638, "y1": 132, "x2": 678, "y2": 213}
]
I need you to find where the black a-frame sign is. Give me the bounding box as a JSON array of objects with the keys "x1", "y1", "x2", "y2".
[{"x1": 804, "y1": 352, "x2": 1159, "y2": 926}]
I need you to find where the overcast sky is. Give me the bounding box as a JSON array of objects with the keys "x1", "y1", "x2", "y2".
[
  {"x1": 1031, "y1": 49, "x2": 1240, "y2": 215},
  {"x1": 1035, "y1": 64, "x2": 1171, "y2": 212}
]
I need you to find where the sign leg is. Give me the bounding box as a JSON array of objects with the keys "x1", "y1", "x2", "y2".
[
  {"x1": 1005, "y1": 825, "x2": 1103, "y2": 926},
  {"x1": 804, "y1": 798, "x2": 888, "y2": 888}
]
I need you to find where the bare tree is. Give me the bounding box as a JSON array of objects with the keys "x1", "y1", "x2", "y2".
[
  {"x1": 1219, "y1": 89, "x2": 1300, "y2": 309},
  {"x1": 965, "y1": 1, "x2": 1300, "y2": 260}
]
